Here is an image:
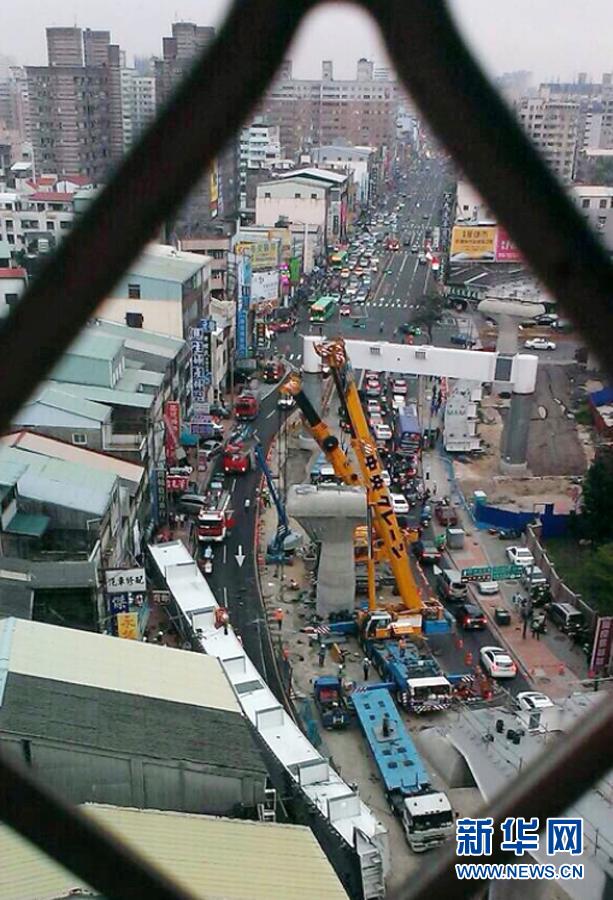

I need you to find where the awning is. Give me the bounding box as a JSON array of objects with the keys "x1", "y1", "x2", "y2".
[
  {"x1": 180, "y1": 430, "x2": 198, "y2": 447},
  {"x1": 5, "y1": 512, "x2": 50, "y2": 537}
]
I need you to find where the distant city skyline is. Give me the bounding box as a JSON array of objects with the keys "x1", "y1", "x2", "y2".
[{"x1": 2, "y1": 0, "x2": 613, "y2": 85}]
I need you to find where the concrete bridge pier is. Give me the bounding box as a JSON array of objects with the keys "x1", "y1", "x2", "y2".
[{"x1": 287, "y1": 484, "x2": 367, "y2": 618}]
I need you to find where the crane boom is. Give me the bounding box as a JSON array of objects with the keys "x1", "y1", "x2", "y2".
[{"x1": 314, "y1": 339, "x2": 423, "y2": 612}]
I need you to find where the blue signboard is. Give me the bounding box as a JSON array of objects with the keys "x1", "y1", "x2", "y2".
[{"x1": 236, "y1": 255, "x2": 252, "y2": 358}]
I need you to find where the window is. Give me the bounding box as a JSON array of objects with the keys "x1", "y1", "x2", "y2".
[
  {"x1": 264, "y1": 191, "x2": 271, "y2": 198},
  {"x1": 311, "y1": 193, "x2": 317, "y2": 199},
  {"x1": 581, "y1": 198, "x2": 590, "y2": 208},
  {"x1": 5, "y1": 293, "x2": 19, "y2": 307},
  {"x1": 72, "y1": 433, "x2": 88, "y2": 445},
  {"x1": 60, "y1": 220, "x2": 71, "y2": 230},
  {"x1": 599, "y1": 198, "x2": 608, "y2": 209},
  {"x1": 47, "y1": 221, "x2": 55, "y2": 230},
  {"x1": 294, "y1": 192, "x2": 302, "y2": 198},
  {"x1": 125, "y1": 312, "x2": 144, "y2": 328},
  {"x1": 128, "y1": 283, "x2": 141, "y2": 299}
]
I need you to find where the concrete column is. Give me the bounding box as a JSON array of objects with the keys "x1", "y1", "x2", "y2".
[
  {"x1": 299, "y1": 336, "x2": 323, "y2": 450},
  {"x1": 500, "y1": 354, "x2": 538, "y2": 474},
  {"x1": 287, "y1": 484, "x2": 366, "y2": 617}
]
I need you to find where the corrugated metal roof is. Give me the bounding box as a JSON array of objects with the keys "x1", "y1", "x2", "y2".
[
  {"x1": 58, "y1": 382, "x2": 153, "y2": 409},
  {"x1": 0, "y1": 618, "x2": 240, "y2": 714},
  {"x1": 24, "y1": 386, "x2": 111, "y2": 422},
  {"x1": 0, "y1": 805, "x2": 348, "y2": 900},
  {"x1": 278, "y1": 166, "x2": 348, "y2": 184},
  {"x1": 0, "y1": 431, "x2": 144, "y2": 485},
  {"x1": 0, "y1": 446, "x2": 116, "y2": 514},
  {"x1": 115, "y1": 368, "x2": 164, "y2": 392},
  {"x1": 4, "y1": 512, "x2": 49, "y2": 537},
  {"x1": 93, "y1": 318, "x2": 186, "y2": 354},
  {"x1": 66, "y1": 331, "x2": 124, "y2": 361},
  {"x1": 126, "y1": 243, "x2": 209, "y2": 284},
  {"x1": 0, "y1": 457, "x2": 27, "y2": 489}
]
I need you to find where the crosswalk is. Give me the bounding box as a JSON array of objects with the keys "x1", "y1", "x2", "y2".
[{"x1": 367, "y1": 299, "x2": 418, "y2": 309}]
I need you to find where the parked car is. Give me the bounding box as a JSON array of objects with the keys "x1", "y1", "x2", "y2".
[
  {"x1": 412, "y1": 540, "x2": 441, "y2": 565},
  {"x1": 455, "y1": 603, "x2": 487, "y2": 630},
  {"x1": 434, "y1": 503, "x2": 458, "y2": 526},
  {"x1": 534, "y1": 314, "x2": 559, "y2": 326},
  {"x1": 506, "y1": 546, "x2": 535, "y2": 568},
  {"x1": 391, "y1": 378, "x2": 408, "y2": 394},
  {"x1": 437, "y1": 568, "x2": 468, "y2": 602},
  {"x1": 520, "y1": 565, "x2": 548, "y2": 588},
  {"x1": 479, "y1": 646, "x2": 517, "y2": 679},
  {"x1": 339, "y1": 304, "x2": 352, "y2": 317},
  {"x1": 373, "y1": 422, "x2": 393, "y2": 442},
  {"x1": 525, "y1": 338, "x2": 557, "y2": 351},
  {"x1": 390, "y1": 493, "x2": 409, "y2": 515},
  {"x1": 516, "y1": 691, "x2": 554, "y2": 711},
  {"x1": 476, "y1": 580, "x2": 499, "y2": 595},
  {"x1": 547, "y1": 602, "x2": 584, "y2": 635}
]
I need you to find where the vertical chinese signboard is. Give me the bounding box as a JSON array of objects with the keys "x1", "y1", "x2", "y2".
[
  {"x1": 155, "y1": 466, "x2": 168, "y2": 524},
  {"x1": 189, "y1": 318, "x2": 214, "y2": 437},
  {"x1": 237, "y1": 254, "x2": 252, "y2": 359},
  {"x1": 590, "y1": 616, "x2": 613, "y2": 676},
  {"x1": 164, "y1": 401, "x2": 181, "y2": 466},
  {"x1": 105, "y1": 567, "x2": 147, "y2": 640}
]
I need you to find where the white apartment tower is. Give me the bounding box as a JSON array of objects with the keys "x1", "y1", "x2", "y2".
[{"x1": 516, "y1": 96, "x2": 579, "y2": 182}]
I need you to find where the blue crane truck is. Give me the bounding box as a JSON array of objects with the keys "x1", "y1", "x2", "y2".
[
  {"x1": 366, "y1": 639, "x2": 453, "y2": 714},
  {"x1": 352, "y1": 687, "x2": 454, "y2": 852}
]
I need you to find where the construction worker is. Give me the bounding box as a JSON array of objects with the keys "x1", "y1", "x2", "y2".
[
  {"x1": 318, "y1": 643, "x2": 326, "y2": 667},
  {"x1": 362, "y1": 656, "x2": 371, "y2": 681},
  {"x1": 273, "y1": 608, "x2": 284, "y2": 631}
]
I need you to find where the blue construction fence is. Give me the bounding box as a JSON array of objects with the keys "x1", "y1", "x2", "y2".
[{"x1": 473, "y1": 500, "x2": 570, "y2": 539}]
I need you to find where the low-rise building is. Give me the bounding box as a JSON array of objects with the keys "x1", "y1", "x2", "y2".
[
  {"x1": 0, "y1": 804, "x2": 348, "y2": 900},
  {"x1": 572, "y1": 184, "x2": 613, "y2": 251},
  {"x1": 0, "y1": 265, "x2": 26, "y2": 309},
  {"x1": 97, "y1": 242, "x2": 211, "y2": 339},
  {"x1": 0, "y1": 618, "x2": 269, "y2": 816}
]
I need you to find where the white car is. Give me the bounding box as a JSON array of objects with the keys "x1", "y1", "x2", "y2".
[
  {"x1": 477, "y1": 580, "x2": 499, "y2": 595},
  {"x1": 506, "y1": 546, "x2": 535, "y2": 568},
  {"x1": 479, "y1": 646, "x2": 518, "y2": 679},
  {"x1": 516, "y1": 691, "x2": 554, "y2": 711},
  {"x1": 392, "y1": 378, "x2": 408, "y2": 394},
  {"x1": 520, "y1": 565, "x2": 548, "y2": 587},
  {"x1": 373, "y1": 422, "x2": 393, "y2": 441},
  {"x1": 390, "y1": 493, "x2": 410, "y2": 514},
  {"x1": 381, "y1": 469, "x2": 391, "y2": 487},
  {"x1": 525, "y1": 338, "x2": 556, "y2": 351},
  {"x1": 392, "y1": 395, "x2": 405, "y2": 411}
]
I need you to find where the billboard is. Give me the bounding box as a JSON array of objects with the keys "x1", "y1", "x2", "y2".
[
  {"x1": 105, "y1": 567, "x2": 146, "y2": 595},
  {"x1": 188, "y1": 318, "x2": 214, "y2": 410},
  {"x1": 209, "y1": 159, "x2": 219, "y2": 219},
  {"x1": 495, "y1": 226, "x2": 522, "y2": 263},
  {"x1": 235, "y1": 240, "x2": 279, "y2": 270},
  {"x1": 164, "y1": 401, "x2": 181, "y2": 465},
  {"x1": 236, "y1": 255, "x2": 252, "y2": 358},
  {"x1": 116, "y1": 612, "x2": 139, "y2": 640},
  {"x1": 450, "y1": 226, "x2": 496, "y2": 261},
  {"x1": 251, "y1": 269, "x2": 279, "y2": 305}
]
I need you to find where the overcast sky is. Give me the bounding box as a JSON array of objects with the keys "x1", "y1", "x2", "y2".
[{"x1": 2, "y1": 0, "x2": 613, "y2": 84}]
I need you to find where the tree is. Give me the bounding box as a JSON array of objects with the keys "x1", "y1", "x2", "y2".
[
  {"x1": 411, "y1": 293, "x2": 445, "y2": 341},
  {"x1": 580, "y1": 449, "x2": 613, "y2": 543},
  {"x1": 579, "y1": 543, "x2": 613, "y2": 616}
]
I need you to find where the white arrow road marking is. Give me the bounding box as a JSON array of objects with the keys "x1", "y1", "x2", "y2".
[{"x1": 235, "y1": 545, "x2": 246, "y2": 567}]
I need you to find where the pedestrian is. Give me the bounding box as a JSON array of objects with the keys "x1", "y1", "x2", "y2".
[
  {"x1": 531, "y1": 617, "x2": 541, "y2": 641},
  {"x1": 338, "y1": 661, "x2": 345, "y2": 679},
  {"x1": 273, "y1": 608, "x2": 284, "y2": 631},
  {"x1": 362, "y1": 656, "x2": 371, "y2": 681},
  {"x1": 432, "y1": 481, "x2": 438, "y2": 496},
  {"x1": 318, "y1": 643, "x2": 326, "y2": 667},
  {"x1": 522, "y1": 611, "x2": 530, "y2": 640}
]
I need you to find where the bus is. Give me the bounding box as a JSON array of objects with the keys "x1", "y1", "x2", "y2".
[
  {"x1": 395, "y1": 404, "x2": 422, "y2": 454},
  {"x1": 310, "y1": 295, "x2": 338, "y2": 322}
]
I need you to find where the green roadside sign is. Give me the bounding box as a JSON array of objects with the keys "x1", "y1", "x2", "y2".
[{"x1": 461, "y1": 564, "x2": 524, "y2": 583}]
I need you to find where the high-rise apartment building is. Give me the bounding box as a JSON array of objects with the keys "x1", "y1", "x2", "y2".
[
  {"x1": 259, "y1": 58, "x2": 398, "y2": 160},
  {"x1": 154, "y1": 22, "x2": 238, "y2": 236},
  {"x1": 120, "y1": 69, "x2": 156, "y2": 152},
  {"x1": 26, "y1": 27, "x2": 123, "y2": 180},
  {"x1": 516, "y1": 96, "x2": 579, "y2": 182}
]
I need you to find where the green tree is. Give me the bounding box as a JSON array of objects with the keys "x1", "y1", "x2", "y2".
[
  {"x1": 411, "y1": 293, "x2": 445, "y2": 341},
  {"x1": 579, "y1": 543, "x2": 613, "y2": 615},
  {"x1": 580, "y1": 449, "x2": 613, "y2": 543}
]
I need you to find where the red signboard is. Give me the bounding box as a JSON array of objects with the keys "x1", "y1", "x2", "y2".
[
  {"x1": 590, "y1": 616, "x2": 613, "y2": 675},
  {"x1": 166, "y1": 474, "x2": 190, "y2": 492},
  {"x1": 164, "y1": 401, "x2": 181, "y2": 466},
  {"x1": 495, "y1": 227, "x2": 522, "y2": 263}
]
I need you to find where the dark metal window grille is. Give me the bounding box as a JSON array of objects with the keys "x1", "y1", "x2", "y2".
[{"x1": 0, "y1": 1, "x2": 612, "y2": 898}]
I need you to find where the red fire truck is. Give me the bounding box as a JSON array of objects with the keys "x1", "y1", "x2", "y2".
[
  {"x1": 222, "y1": 441, "x2": 253, "y2": 475},
  {"x1": 235, "y1": 391, "x2": 259, "y2": 421},
  {"x1": 386, "y1": 236, "x2": 400, "y2": 251},
  {"x1": 197, "y1": 491, "x2": 233, "y2": 543}
]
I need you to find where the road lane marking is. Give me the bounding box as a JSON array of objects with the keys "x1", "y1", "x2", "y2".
[{"x1": 266, "y1": 409, "x2": 276, "y2": 419}]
